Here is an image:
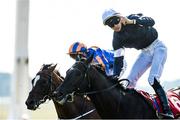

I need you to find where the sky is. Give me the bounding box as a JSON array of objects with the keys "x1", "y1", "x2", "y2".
[{"x1": 1, "y1": 0, "x2": 180, "y2": 87}]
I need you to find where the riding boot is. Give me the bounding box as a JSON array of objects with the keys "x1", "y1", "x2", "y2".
[{"x1": 151, "y1": 78, "x2": 174, "y2": 119}]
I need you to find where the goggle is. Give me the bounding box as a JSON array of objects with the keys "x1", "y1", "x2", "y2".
[{"x1": 106, "y1": 16, "x2": 120, "y2": 28}]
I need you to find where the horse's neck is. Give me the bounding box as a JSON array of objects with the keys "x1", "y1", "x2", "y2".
[
  {"x1": 51, "y1": 72, "x2": 68, "y2": 118},
  {"x1": 51, "y1": 88, "x2": 79, "y2": 118},
  {"x1": 88, "y1": 67, "x2": 113, "y2": 90},
  {"x1": 88, "y1": 67, "x2": 115, "y2": 96},
  {"x1": 52, "y1": 100, "x2": 78, "y2": 119},
  {"x1": 87, "y1": 67, "x2": 124, "y2": 117},
  {"x1": 52, "y1": 100, "x2": 64, "y2": 118}
]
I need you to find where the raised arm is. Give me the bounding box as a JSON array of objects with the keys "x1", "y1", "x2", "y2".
[{"x1": 127, "y1": 13, "x2": 155, "y2": 26}]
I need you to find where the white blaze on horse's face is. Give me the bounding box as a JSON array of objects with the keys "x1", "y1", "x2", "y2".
[{"x1": 33, "y1": 75, "x2": 40, "y2": 87}]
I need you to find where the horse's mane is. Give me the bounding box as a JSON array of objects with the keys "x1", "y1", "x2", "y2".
[
  {"x1": 54, "y1": 70, "x2": 64, "y2": 80},
  {"x1": 54, "y1": 70, "x2": 61, "y2": 76}
]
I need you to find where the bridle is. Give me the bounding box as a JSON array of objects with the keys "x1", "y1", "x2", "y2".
[
  {"x1": 44, "y1": 71, "x2": 64, "y2": 100},
  {"x1": 32, "y1": 72, "x2": 55, "y2": 106}
]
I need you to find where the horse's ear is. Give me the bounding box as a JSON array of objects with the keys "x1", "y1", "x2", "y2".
[
  {"x1": 40, "y1": 64, "x2": 45, "y2": 70},
  {"x1": 85, "y1": 53, "x2": 94, "y2": 65},
  {"x1": 49, "y1": 64, "x2": 57, "y2": 72}
]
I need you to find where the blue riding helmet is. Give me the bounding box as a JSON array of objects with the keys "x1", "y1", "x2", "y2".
[{"x1": 68, "y1": 42, "x2": 87, "y2": 59}]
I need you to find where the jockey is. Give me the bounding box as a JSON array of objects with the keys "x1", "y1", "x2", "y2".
[
  {"x1": 102, "y1": 8, "x2": 174, "y2": 118},
  {"x1": 68, "y1": 41, "x2": 127, "y2": 77}
]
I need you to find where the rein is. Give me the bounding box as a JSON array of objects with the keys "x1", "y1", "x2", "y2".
[
  {"x1": 57, "y1": 109, "x2": 96, "y2": 120},
  {"x1": 72, "y1": 109, "x2": 96, "y2": 120},
  {"x1": 78, "y1": 83, "x2": 119, "y2": 95}
]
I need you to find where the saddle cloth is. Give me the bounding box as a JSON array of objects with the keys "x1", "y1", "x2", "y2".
[{"x1": 138, "y1": 90, "x2": 180, "y2": 118}]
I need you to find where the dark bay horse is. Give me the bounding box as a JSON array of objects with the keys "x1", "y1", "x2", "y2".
[
  {"x1": 25, "y1": 64, "x2": 100, "y2": 119},
  {"x1": 54, "y1": 57, "x2": 159, "y2": 119}
]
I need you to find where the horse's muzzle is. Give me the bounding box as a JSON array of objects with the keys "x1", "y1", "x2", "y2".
[{"x1": 25, "y1": 99, "x2": 39, "y2": 110}]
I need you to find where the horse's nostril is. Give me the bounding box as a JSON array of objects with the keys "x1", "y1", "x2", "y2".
[
  {"x1": 26, "y1": 100, "x2": 35, "y2": 106},
  {"x1": 25, "y1": 99, "x2": 38, "y2": 110}
]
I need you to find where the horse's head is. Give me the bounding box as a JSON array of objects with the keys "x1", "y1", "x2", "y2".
[
  {"x1": 53, "y1": 55, "x2": 99, "y2": 104},
  {"x1": 25, "y1": 63, "x2": 63, "y2": 110}
]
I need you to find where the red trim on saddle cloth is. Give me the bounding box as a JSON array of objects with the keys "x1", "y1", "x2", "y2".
[
  {"x1": 138, "y1": 90, "x2": 180, "y2": 118},
  {"x1": 166, "y1": 90, "x2": 180, "y2": 117},
  {"x1": 138, "y1": 90, "x2": 163, "y2": 112}
]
